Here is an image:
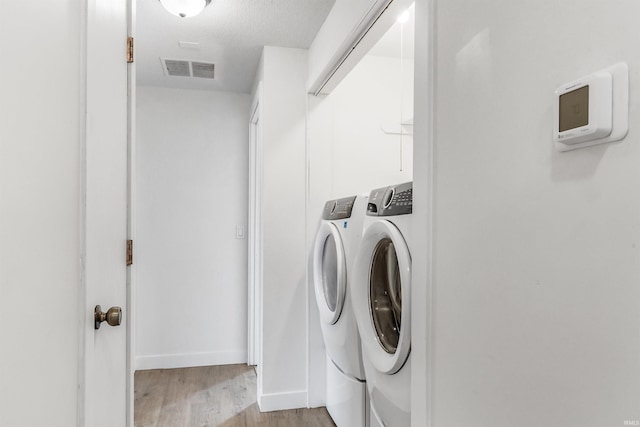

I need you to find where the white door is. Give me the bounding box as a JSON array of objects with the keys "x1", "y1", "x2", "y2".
[{"x1": 83, "y1": 0, "x2": 130, "y2": 425}]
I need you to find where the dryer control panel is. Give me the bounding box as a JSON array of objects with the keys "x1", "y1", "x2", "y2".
[
  {"x1": 367, "y1": 182, "x2": 413, "y2": 216},
  {"x1": 322, "y1": 196, "x2": 357, "y2": 220}
]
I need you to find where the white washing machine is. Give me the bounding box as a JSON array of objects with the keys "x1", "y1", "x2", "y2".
[
  {"x1": 352, "y1": 182, "x2": 413, "y2": 427},
  {"x1": 313, "y1": 195, "x2": 369, "y2": 427}
]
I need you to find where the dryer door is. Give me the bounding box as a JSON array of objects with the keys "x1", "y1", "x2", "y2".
[
  {"x1": 313, "y1": 221, "x2": 347, "y2": 325},
  {"x1": 353, "y1": 220, "x2": 411, "y2": 374}
]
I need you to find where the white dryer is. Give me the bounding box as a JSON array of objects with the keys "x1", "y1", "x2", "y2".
[
  {"x1": 352, "y1": 182, "x2": 413, "y2": 427},
  {"x1": 313, "y1": 195, "x2": 369, "y2": 427}
]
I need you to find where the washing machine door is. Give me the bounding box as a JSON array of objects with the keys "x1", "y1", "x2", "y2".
[
  {"x1": 313, "y1": 221, "x2": 347, "y2": 325},
  {"x1": 353, "y1": 220, "x2": 411, "y2": 374}
]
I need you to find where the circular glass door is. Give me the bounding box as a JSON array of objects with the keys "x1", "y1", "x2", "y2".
[
  {"x1": 313, "y1": 221, "x2": 347, "y2": 324},
  {"x1": 369, "y1": 238, "x2": 402, "y2": 353},
  {"x1": 321, "y1": 234, "x2": 339, "y2": 312},
  {"x1": 351, "y1": 219, "x2": 411, "y2": 374}
]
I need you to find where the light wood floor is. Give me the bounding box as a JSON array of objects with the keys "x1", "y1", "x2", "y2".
[{"x1": 135, "y1": 364, "x2": 336, "y2": 427}]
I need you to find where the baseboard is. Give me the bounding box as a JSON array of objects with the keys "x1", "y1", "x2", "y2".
[
  {"x1": 257, "y1": 389, "x2": 308, "y2": 412},
  {"x1": 135, "y1": 350, "x2": 246, "y2": 371}
]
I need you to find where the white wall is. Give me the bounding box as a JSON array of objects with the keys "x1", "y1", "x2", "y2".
[
  {"x1": 412, "y1": 0, "x2": 640, "y2": 425},
  {"x1": 309, "y1": 54, "x2": 414, "y2": 205},
  {"x1": 0, "y1": 1, "x2": 82, "y2": 426},
  {"x1": 252, "y1": 46, "x2": 310, "y2": 411},
  {"x1": 135, "y1": 86, "x2": 250, "y2": 370}
]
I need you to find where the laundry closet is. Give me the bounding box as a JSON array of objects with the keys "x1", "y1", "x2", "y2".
[{"x1": 306, "y1": 5, "x2": 416, "y2": 426}]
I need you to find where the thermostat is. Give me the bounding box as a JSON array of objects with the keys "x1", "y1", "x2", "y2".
[{"x1": 554, "y1": 63, "x2": 628, "y2": 152}]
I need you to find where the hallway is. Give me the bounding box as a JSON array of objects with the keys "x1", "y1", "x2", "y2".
[{"x1": 135, "y1": 364, "x2": 335, "y2": 427}]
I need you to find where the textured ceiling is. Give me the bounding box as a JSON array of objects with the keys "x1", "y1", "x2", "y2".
[{"x1": 136, "y1": 0, "x2": 335, "y2": 93}]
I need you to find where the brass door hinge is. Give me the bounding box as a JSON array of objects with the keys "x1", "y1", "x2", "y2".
[
  {"x1": 126, "y1": 240, "x2": 133, "y2": 266},
  {"x1": 127, "y1": 37, "x2": 134, "y2": 63}
]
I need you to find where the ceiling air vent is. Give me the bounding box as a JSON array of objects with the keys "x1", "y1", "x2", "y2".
[
  {"x1": 163, "y1": 59, "x2": 191, "y2": 77},
  {"x1": 192, "y1": 62, "x2": 215, "y2": 79},
  {"x1": 160, "y1": 58, "x2": 216, "y2": 80}
]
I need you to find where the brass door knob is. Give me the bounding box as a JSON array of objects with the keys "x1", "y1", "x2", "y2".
[{"x1": 94, "y1": 305, "x2": 122, "y2": 330}]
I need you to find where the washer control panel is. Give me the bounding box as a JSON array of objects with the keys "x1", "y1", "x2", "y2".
[
  {"x1": 322, "y1": 196, "x2": 357, "y2": 220},
  {"x1": 367, "y1": 182, "x2": 413, "y2": 216}
]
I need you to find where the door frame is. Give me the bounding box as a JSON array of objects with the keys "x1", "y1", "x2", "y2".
[
  {"x1": 410, "y1": 1, "x2": 435, "y2": 426},
  {"x1": 248, "y1": 83, "x2": 263, "y2": 370},
  {"x1": 126, "y1": 0, "x2": 137, "y2": 425}
]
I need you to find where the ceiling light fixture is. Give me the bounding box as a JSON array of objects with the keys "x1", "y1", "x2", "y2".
[{"x1": 159, "y1": 0, "x2": 211, "y2": 18}]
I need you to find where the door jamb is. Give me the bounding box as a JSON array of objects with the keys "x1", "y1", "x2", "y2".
[{"x1": 248, "y1": 83, "x2": 263, "y2": 373}]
